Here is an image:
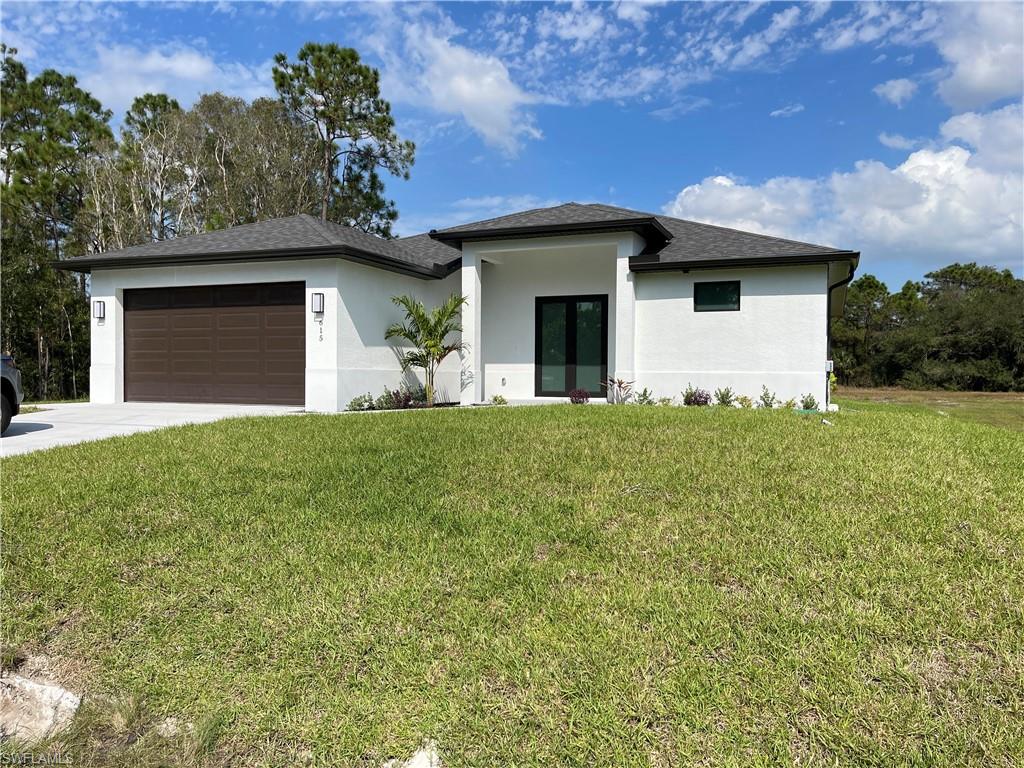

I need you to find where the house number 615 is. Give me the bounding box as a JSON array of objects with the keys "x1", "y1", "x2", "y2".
[{"x1": 318, "y1": 317, "x2": 324, "y2": 342}]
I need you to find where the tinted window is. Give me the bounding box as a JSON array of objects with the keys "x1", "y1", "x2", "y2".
[{"x1": 694, "y1": 281, "x2": 740, "y2": 312}]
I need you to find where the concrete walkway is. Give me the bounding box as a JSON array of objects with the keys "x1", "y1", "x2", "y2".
[{"x1": 1, "y1": 402, "x2": 301, "y2": 458}]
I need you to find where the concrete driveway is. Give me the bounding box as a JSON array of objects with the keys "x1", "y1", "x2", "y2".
[{"x1": 1, "y1": 402, "x2": 302, "y2": 457}]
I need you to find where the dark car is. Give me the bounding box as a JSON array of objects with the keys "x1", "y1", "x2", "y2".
[{"x1": 1, "y1": 353, "x2": 25, "y2": 435}]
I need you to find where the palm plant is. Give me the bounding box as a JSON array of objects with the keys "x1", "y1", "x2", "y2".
[{"x1": 385, "y1": 293, "x2": 468, "y2": 407}]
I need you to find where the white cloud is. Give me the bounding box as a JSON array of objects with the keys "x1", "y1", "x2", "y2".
[
  {"x1": 815, "y1": 3, "x2": 1021, "y2": 111},
  {"x1": 0, "y1": 1, "x2": 121, "y2": 61},
  {"x1": 934, "y1": 2, "x2": 1023, "y2": 110},
  {"x1": 361, "y1": 7, "x2": 543, "y2": 155},
  {"x1": 394, "y1": 194, "x2": 563, "y2": 237},
  {"x1": 873, "y1": 78, "x2": 917, "y2": 107},
  {"x1": 402, "y1": 27, "x2": 541, "y2": 153},
  {"x1": 81, "y1": 44, "x2": 272, "y2": 118},
  {"x1": 805, "y1": 2, "x2": 832, "y2": 24},
  {"x1": 615, "y1": 1, "x2": 661, "y2": 28},
  {"x1": 663, "y1": 104, "x2": 1024, "y2": 270},
  {"x1": 649, "y1": 96, "x2": 711, "y2": 121},
  {"x1": 731, "y1": 5, "x2": 802, "y2": 68},
  {"x1": 940, "y1": 103, "x2": 1023, "y2": 172},
  {"x1": 769, "y1": 103, "x2": 805, "y2": 118},
  {"x1": 664, "y1": 175, "x2": 821, "y2": 239},
  {"x1": 816, "y1": 3, "x2": 939, "y2": 52},
  {"x1": 871, "y1": 53, "x2": 887, "y2": 64},
  {"x1": 878, "y1": 132, "x2": 918, "y2": 150},
  {"x1": 536, "y1": 2, "x2": 612, "y2": 52}
]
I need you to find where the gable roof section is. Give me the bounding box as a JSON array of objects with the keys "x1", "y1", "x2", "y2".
[
  {"x1": 636, "y1": 212, "x2": 856, "y2": 269},
  {"x1": 429, "y1": 202, "x2": 673, "y2": 248},
  {"x1": 56, "y1": 214, "x2": 459, "y2": 278},
  {"x1": 432, "y1": 201, "x2": 855, "y2": 268}
]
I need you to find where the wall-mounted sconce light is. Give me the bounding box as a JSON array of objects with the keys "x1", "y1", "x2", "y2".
[
  {"x1": 93, "y1": 300, "x2": 105, "y2": 320},
  {"x1": 311, "y1": 292, "x2": 325, "y2": 314}
]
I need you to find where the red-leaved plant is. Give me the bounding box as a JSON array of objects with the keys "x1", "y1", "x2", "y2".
[{"x1": 569, "y1": 388, "x2": 591, "y2": 404}]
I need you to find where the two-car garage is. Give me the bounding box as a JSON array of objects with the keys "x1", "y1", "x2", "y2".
[{"x1": 123, "y1": 282, "x2": 305, "y2": 406}]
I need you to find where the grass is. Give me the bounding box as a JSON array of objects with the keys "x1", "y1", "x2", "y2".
[
  {"x1": 2, "y1": 404, "x2": 1022, "y2": 766},
  {"x1": 837, "y1": 386, "x2": 1024, "y2": 432}
]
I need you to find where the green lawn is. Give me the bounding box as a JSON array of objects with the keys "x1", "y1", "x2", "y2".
[
  {"x1": 837, "y1": 386, "x2": 1024, "y2": 432},
  {"x1": 2, "y1": 405, "x2": 1022, "y2": 767}
]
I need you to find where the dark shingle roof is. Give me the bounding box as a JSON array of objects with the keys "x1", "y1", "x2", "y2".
[
  {"x1": 433, "y1": 201, "x2": 853, "y2": 266},
  {"x1": 57, "y1": 203, "x2": 856, "y2": 277},
  {"x1": 434, "y1": 202, "x2": 649, "y2": 233},
  {"x1": 58, "y1": 214, "x2": 459, "y2": 276}
]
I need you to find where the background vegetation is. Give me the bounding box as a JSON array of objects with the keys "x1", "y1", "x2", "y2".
[
  {"x1": 0, "y1": 42, "x2": 413, "y2": 400},
  {"x1": 831, "y1": 262, "x2": 1024, "y2": 392}
]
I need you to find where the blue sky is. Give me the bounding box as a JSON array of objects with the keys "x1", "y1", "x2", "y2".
[{"x1": 3, "y1": 1, "x2": 1022, "y2": 287}]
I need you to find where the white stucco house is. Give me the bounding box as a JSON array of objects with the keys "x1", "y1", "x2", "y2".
[{"x1": 58, "y1": 203, "x2": 859, "y2": 411}]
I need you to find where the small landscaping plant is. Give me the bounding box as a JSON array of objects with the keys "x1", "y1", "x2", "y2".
[
  {"x1": 569, "y1": 388, "x2": 591, "y2": 404},
  {"x1": 606, "y1": 377, "x2": 634, "y2": 404},
  {"x1": 385, "y1": 293, "x2": 467, "y2": 407},
  {"x1": 714, "y1": 387, "x2": 736, "y2": 407},
  {"x1": 736, "y1": 395, "x2": 754, "y2": 409},
  {"x1": 635, "y1": 387, "x2": 655, "y2": 406},
  {"x1": 656, "y1": 397, "x2": 675, "y2": 407},
  {"x1": 782, "y1": 397, "x2": 798, "y2": 409},
  {"x1": 800, "y1": 393, "x2": 819, "y2": 411},
  {"x1": 758, "y1": 385, "x2": 778, "y2": 409},
  {"x1": 347, "y1": 393, "x2": 375, "y2": 411},
  {"x1": 683, "y1": 383, "x2": 711, "y2": 406},
  {"x1": 375, "y1": 385, "x2": 426, "y2": 410},
  {"x1": 490, "y1": 394, "x2": 508, "y2": 406}
]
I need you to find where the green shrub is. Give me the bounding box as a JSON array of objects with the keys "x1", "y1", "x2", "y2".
[
  {"x1": 683, "y1": 384, "x2": 711, "y2": 406},
  {"x1": 758, "y1": 385, "x2": 778, "y2": 409},
  {"x1": 714, "y1": 387, "x2": 736, "y2": 406},
  {"x1": 800, "y1": 393, "x2": 819, "y2": 411},
  {"x1": 736, "y1": 395, "x2": 754, "y2": 409},
  {"x1": 347, "y1": 393, "x2": 375, "y2": 411},
  {"x1": 636, "y1": 387, "x2": 655, "y2": 406},
  {"x1": 490, "y1": 394, "x2": 508, "y2": 406},
  {"x1": 656, "y1": 397, "x2": 675, "y2": 407},
  {"x1": 782, "y1": 398, "x2": 798, "y2": 409},
  {"x1": 375, "y1": 385, "x2": 427, "y2": 410}
]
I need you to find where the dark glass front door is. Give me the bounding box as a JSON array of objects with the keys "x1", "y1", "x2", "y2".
[{"x1": 535, "y1": 295, "x2": 608, "y2": 397}]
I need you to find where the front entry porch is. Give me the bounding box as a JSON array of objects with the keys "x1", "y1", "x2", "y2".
[{"x1": 458, "y1": 232, "x2": 645, "y2": 404}]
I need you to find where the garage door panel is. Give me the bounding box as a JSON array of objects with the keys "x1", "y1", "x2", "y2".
[
  {"x1": 217, "y1": 336, "x2": 261, "y2": 353},
  {"x1": 218, "y1": 311, "x2": 261, "y2": 329},
  {"x1": 124, "y1": 282, "x2": 304, "y2": 405},
  {"x1": 171, "y1": 313, "x2": 215, "y2": 331}
]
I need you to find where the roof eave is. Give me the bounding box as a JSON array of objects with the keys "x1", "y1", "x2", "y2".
[
  {"x1": 54, "y1": 244, "x2": 447, "y2": 280},
  {"x1": 629, "y1": 250, "x2": 860, "y2": 272},
  {"x1": 429, "y1": 217, "x2": 673, "y2": 249}
]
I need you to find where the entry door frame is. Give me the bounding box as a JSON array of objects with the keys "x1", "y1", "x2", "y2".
[{"x1": 534, "y1": 294, "x2": 609, "y2": 397}]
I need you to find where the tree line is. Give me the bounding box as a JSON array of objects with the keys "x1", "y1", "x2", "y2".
[
  {"x1": 831, "y1": 263, "x2": 1024, "y2": 391},
  {"x1": 1, "y1": 42, "x2": 414, "y2": 400}
]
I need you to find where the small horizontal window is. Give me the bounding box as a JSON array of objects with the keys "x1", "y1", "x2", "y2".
[{"x1": 694, "y1": 281, "x2": 740, "y2": 312}]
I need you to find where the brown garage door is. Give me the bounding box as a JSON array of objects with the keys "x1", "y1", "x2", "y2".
[{"x1": 124, "y1": 282, "x2": 305, "y2": 405}]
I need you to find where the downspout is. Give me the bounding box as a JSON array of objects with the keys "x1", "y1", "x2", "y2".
[{"x1": 825, "y1": 261, "x2": 857, "y2": 409}]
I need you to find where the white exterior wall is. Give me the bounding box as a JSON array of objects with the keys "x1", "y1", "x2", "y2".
[
  {"x1": 89, "y1": 258, "x2": 459, "y2": 412},
  {"x1": 466, "y1": 233, "x2": 644, "y2": 402},
  {"x1": 634, "y1": 264, "x2": 830, "y2": 404},
  {"x1": 334, "y1": 260, "x2": 461, "y2": 407},
  {"x1": 88, "y1": 248, "x2": 833, "y2": 412}
]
